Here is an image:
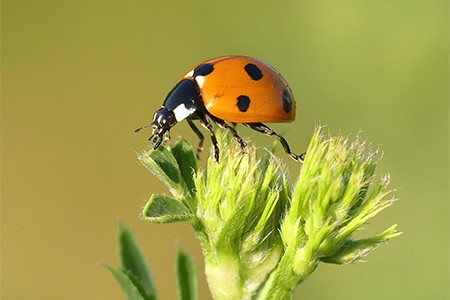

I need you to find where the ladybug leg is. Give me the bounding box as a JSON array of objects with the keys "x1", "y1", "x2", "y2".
[
  {"x1": 197, "y1": 114, "x2": 220, "y2": 162},
  {"x1": 187, "y1": 120, "x2": 204, "y2": 159},
  {"x1": 210, "y1": 117, "x2": 247, "y2": 152},
  {"x1": 151, "y1": 128, "x2": 167, "y2": 149},
  {"x1": 244, "y1": 123, "x2": 304, "y2": 163}
]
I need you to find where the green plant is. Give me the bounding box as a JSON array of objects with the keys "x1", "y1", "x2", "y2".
[{"x1": 106, "y1": 127, "x2": 400, "y2": 299}]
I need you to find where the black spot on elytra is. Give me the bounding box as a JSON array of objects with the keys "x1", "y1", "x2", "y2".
[
  {"x1": 244, "y1": 63, "x2": 263, "y2": 81},
  {"x1": 236, "y1": 95, "x2": 251, "y2": 112},
  {"x1": 193, "y1": 63, "x2": 214, "y2": 77},
  {"x1": 282, "y1": 90, "x2": 292, "y2": 113}
]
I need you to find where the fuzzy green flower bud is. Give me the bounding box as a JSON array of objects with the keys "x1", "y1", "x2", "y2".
[{"x1": 138, "y1": 126, "x2": 401, "y2": 299}]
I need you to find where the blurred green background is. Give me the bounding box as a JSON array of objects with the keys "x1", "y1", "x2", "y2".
[{"x1": 2, "y1": 1, "x2": 448, "y2": 299}]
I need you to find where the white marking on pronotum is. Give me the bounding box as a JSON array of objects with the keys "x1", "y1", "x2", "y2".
[
  {"x1": 195, "y1": 76, "x2": 205, "y2": 88},
  {"x1": 173, "y1": 104, "x2": 196, "y2": 122},
  {"x1": 185, "y1": 70, "x2": 194, "y2": 78}
]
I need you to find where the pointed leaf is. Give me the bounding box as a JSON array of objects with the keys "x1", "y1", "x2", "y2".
[
  {"x1": 170, "y1": 140, "x2": 198, "y2": 198},
  {"x1": 320, "y1": 225, "x2": 402, "y2": 264},
  {"x1": 143, "y1": 194, "x2": 193, "y2": 223},
  {"x1": 119, "y1": 224, "x2": 157, "y2": 299},
  {"x1": 176, "y1": 247, "x2": 198, "y2": 300},
  {"x1": 139, "y1": 147, "x2": 186, "y2": 198},
  {"x1": 102, "y1": 264, "x2": 147, "y2": 300}
]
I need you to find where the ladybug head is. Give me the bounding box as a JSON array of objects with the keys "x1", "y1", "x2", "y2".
[
  {"x1": 152, "y1": 107, "x2": 177, "y2": 128},
  {"x1": 148, "y1": 107, "x2": 178, "y2": 149},
  {"x1": 134, "y1": 107, "x2": 178, "y2": 149}
]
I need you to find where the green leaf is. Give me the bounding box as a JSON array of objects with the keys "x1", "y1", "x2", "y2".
[
  {"x1": 321, "y1": 224, "x2": 402, "y2": 264},
  {"x1": 143, "y1": 194, "x2": 194, "y2": 223},
  {"x1": 139, "y1": 147, "x2": 186, "y2": 198},
  {"x1": 118, "y1": 224, "x2": 157, "y2": 299},
  {"x1": 102, "y1": 264, "x2": 147, "y2": 300},
  {"x1": 170, "y1": 139, "x2": 198, "y2": 198},
  {"x1": 176, "y1": 247, "x2": 198, "y2": 300}
]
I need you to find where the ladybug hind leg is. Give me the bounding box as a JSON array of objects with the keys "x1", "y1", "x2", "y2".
[{"x1": 244, "y1": 123, "x2": 305, "y2": 163}]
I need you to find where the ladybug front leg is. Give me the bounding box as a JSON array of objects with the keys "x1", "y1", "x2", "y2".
[
  {"x1": 187, "y1": 119, "x2": 204, "y2": 159},
  {"x1": 209, "y1": 116, "x2": 247, "y2": 152},
  {"x1": 197, "y1": 114, "x2": 220, "y2": 162},
  {"x1": 244, "y1": 123, "x2": 305, "y2": 162}
]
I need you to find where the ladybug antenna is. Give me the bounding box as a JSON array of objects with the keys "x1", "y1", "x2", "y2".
[{"x1": 134, "y1": 121, "x2": 155, "y2": 134}]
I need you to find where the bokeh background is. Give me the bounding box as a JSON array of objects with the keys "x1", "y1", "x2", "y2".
[{"x1": 2, "y1": 1, "x2": 448, "y2": 299}]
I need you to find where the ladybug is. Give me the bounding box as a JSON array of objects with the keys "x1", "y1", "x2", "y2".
[{"x1": 136, "y1": 55, "x2": 303, "y2": 162}]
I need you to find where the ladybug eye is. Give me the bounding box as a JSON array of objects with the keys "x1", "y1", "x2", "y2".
[
  {"x1": 152, "y1": 108, "x2": 164, "y2": 123},
  {"x1": 166, "y1": 113, "x2": 177, "y2": 126},
  {"x1": 151, "y1": 108, "x2": 176, "y2": 128}
]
